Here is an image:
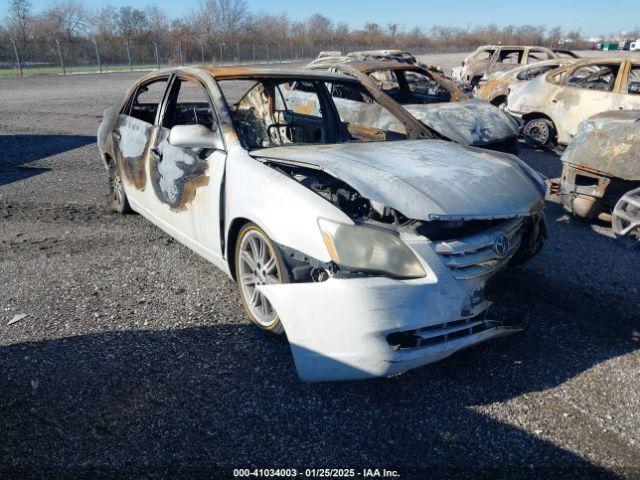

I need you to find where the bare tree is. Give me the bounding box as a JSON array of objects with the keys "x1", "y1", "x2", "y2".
[
  {"x1": 216, "y1": 0, "x2": 247, "y2": 42},
  {"x1": 145, "y1": 5, "x2": 169, "y2": 43},
  {"x1": 116, "y1": 6, "x2": 148, "y2": 43},
  {"x1": 90, "y1": 5, "x2": 119, "y2": 40},
  {"x1": 44, "y1": 0, "x2": 89, "y2": 41},
  {"x1": 7, "y1": 0, "x2": 33, "y2": 44}
]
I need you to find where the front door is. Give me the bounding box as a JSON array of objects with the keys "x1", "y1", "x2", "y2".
[{"x1": 143, "y1": 75, "x2": 227, "y2": 262}]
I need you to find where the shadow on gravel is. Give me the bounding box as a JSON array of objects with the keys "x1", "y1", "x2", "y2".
[
  {"x1": 1, "y1": 267, "x2": 637, "y2": 479},
  {"x1": 0, "y1": 134, "x2": 95, "y2": 186},
  {"x1": 517, "y1": 143, "x2": 563, "y2": 180}
]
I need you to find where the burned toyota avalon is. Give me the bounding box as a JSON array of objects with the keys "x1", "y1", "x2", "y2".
[{"x1": 98, "y1": 66, "x2": 547, "y2": 382}]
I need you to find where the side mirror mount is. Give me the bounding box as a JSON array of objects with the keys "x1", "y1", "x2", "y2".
[{"x1": 168, "y1": 124, "x2": 225, "y2": 150}]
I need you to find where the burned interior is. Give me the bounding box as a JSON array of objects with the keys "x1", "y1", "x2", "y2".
[{"x1": 218, "y1": 76, "x2": 416, "y2": 149}]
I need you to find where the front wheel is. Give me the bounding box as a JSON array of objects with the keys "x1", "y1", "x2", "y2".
[
  {"x1": 523, "y1": 117, "x2": 556, "y2": 148},
  {"x1": 235, "y1": 223, "x2": 289, "y2": 334}
]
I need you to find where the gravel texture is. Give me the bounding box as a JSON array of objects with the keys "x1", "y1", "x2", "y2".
[{"x1": 1, "y1": 52, "x2": 639, "y2": 479}]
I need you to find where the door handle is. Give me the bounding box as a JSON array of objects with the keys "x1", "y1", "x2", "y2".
[
  {"x1": 150, "y1": 148, "x2": 162, "y2": 161},
  {"x1": 113, "y1": 131, "x2": 121, "y2": 140}
]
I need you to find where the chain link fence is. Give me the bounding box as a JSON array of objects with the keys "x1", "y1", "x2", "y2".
[{"x1": 0, "y1": 38, "x2": 469, "y2": 78}]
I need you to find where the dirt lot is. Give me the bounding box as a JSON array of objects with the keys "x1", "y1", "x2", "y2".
[{"x1": 1, "y1": 52, "x2": 639, "y2": 479}]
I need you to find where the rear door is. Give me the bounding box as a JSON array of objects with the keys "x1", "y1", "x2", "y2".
[
  {"x1": 525, "y1": 48, "x2": 554, "y2": 64},
  {"x1": 550, "y1": 61, "x2": 624, "y2": 142},
  {"x1": 489, "y1": 48, "x2": 524, "y2": 74},
  {"x1": 112, "y1": 76, "x2": 170, "y2": 207}
]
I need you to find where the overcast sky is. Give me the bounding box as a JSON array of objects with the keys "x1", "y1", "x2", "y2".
[{"x1": 18, "y1": 0, "x2": 640, "y2": 37}]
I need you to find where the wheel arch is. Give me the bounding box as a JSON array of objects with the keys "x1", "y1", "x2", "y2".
[
  {"x1": 522, "y1": 111, "x2": 556, "y2": 125},
  {"x1": 490, "y1": 95, "x2": 508, "y2": 107},
  {"x1": 100, "y1": 151, "x2": 113, "y2": 171},
  {"x1": 226, "y1": 216, "x2": 252, "y2": 282}
]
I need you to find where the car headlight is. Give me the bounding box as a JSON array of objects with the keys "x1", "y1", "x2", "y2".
[{"x1": 318, "y1": 219, "x2": 426, "y2": 279}]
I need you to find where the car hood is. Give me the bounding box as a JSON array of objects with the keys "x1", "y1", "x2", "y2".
[
  {"x1": 403, "y1": 99, "x2": 519, "y2": 146},
  {"x1": 562, "y1": 110, "x2": 640, "y2": 180},
  {"x1": 252, "y1": 140, "x2": 544, "y2": 220}
]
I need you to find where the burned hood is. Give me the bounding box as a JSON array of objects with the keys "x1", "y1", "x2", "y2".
[
  {"x1": 562, "y1": 110, "x2": 640, "y2": 180},
  {"x1": 252, "y1": 140, "x2": 544, "y2": 220},
  {"x1": 403, "y1": 99, "x2": 519, "y2": 146}
]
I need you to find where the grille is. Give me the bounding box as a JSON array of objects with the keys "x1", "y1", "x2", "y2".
[
  {"x1": 434, "y1": 217, "x2": 524, "y2": 280},
  {"x1": 387, "y1": 314, "x2": 498, "y2": 350}
]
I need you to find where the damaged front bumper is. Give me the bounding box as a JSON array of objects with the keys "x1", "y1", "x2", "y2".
[
  {"x1": 559, "y1": 163, "x2": 611, "y2": 219},
  {"x1": 260, "y1": 276, "x2": 521, "y2": 382},
  {"x1": 259, "y1": 221, "x2": 530, "y2": 382}
]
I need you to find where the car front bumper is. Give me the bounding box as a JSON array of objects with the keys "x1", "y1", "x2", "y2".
[{"x1": 259, "y1": 230, "x2": 526, "y2": 382}]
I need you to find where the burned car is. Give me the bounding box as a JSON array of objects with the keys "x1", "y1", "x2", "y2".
[
  {"x1": 559, "y1": 110, "x2": 640, "y2": 238},
  {"x1": 343, "y1": 49, "x2": 444, "y2": 73},
  {"x1": 507, "y1": 58, "x2": 640, "y2": 147},
  {"x1": 474, "y1": 59, "x2": 575, "y2": 109},
  {"x1": 307, "y1": 55, "x2": 520, "y2": 153},
  {"x1": 452, "y1": 45, "x2": 579, "y2": 87},
  {"x1": 98, "y1": 66, "x2": 547, "y2": 382}
]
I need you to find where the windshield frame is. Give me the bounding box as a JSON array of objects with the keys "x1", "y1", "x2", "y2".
[{"x1": 216, "y1": 75, "x2": 435, "y2": 150}]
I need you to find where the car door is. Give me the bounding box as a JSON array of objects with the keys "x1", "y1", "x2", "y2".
[
  {"x1": 112, "y1": 76, "x2": 170, "y2": 208},
  {"x1": 550, "y1": 61, "x2": 624, "y2": 142},
  {"x1": 142, "y1": 74, "x2": 227, "y2": 261},
  {"x1": 525, "y1": 48, "x2": 554, "y2": 64},
  {"x1": 489, "y1": 48, "x2": 523, "y2": 74},
  {"x1": 616, "y1": 62, "x2": 640, "y2": 110}
]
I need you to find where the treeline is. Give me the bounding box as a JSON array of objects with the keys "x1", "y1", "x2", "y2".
[{"x1": 1, "y1": 0, "x2": 630, "y2": 49}]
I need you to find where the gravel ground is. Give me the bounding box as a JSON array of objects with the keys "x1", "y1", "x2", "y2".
[{"x1": 1, "y1": 52, "x2": 639, "y2": 479}]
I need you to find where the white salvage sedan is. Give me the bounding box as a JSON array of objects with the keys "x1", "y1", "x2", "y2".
[{"x1": 98, "y1": 66, "x2": 547, "y2": 381}]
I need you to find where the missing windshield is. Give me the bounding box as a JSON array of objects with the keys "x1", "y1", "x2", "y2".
[{"x1": 217, "y1": 78, "x2": 408, "y2": 149}]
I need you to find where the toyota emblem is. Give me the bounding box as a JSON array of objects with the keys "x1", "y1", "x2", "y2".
[{"x1": 493, "y1": 232, "x2": 510, "y2": 258}]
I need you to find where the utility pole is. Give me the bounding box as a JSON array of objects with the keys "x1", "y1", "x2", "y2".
[
  {"x1": 126, "y1": 42, "x2": 133, "y2": 71},
  {"x1": 94, "y1": 39, "x2": 102, "y2": 73},
  {"x1": 10, "y1": 39, "x2": 23, "y2": 78},
  {"x1": 54, "y1": 39, "x2": 66, "y2": 75}
]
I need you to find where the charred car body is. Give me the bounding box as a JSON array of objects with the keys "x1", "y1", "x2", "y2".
[
  {"x1": 559, "y1": 110, "x2": 640, "y2": 238},
  {"x1": 474, "y1": 59, "x2": 576, "y2": 109},
  {"x1": 98, "y1": 66, "x2": 546, "y2": 382},
  {"x1": 452, "y1": 45, "x2": 579, "y2": 87},
  {"x1": 307, "y1": 55, "x2": 520, "y2": 153},
  {"x1": 507, "y1": 58, "x2": 640, "y2": 147}
]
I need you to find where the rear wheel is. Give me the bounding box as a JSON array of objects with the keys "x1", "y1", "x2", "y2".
[
  {"x1": 107, "y1": 158, "x2": 132, "y2": 214},
  {"x1": 235, "y1": 223, "x2": 288, "y2": 334},
  {"x1": 523, "y1": 117, "x2": 556, "y2": 148}
]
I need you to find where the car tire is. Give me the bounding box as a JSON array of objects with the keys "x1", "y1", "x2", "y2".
[
  {"x1": 234, "y1": 222, "x2": 289, "y2": 334},
  {"x1": 523, "y1": 117, "x2": 556, "y2": 148},
  {"x1": 107, "y1": 158, "x2": 132, "y2": 214}
]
